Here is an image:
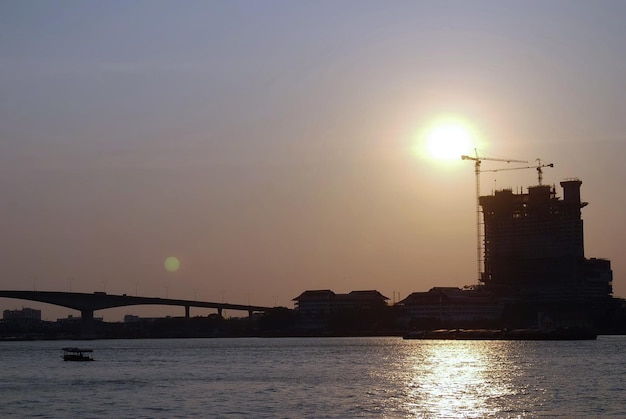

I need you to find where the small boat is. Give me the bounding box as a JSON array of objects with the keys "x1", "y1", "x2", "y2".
[{"x1": 61, "y1": 347, "x2": 94, "y2": 361}]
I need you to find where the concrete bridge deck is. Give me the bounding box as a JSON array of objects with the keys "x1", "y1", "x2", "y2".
[{"x1": 0, "y1": 290, "x2": 272, "y2": 320}]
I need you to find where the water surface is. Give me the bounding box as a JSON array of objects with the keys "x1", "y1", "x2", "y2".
[{"x1": 1, "y1": 337, "x2": 624, "y2": 417}]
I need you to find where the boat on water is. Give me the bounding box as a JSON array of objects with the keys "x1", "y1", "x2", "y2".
[
  {"x1": 403, "y1": 328, "x2": 597, "y2": 341},
  {"x1": 61, "y1": 347, "x2": 94, "y2": 361}
]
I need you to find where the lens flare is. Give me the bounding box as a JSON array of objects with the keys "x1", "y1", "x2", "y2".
[{"x1": 164, "y1": 256, "x2": 180, "y2": 272}]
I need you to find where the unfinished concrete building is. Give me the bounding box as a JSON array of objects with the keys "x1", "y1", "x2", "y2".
[{"x1": 479, "y1": 179, "x2": 612, "y2": 301}]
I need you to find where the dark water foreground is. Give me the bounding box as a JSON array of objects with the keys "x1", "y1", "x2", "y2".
[{"x1": 1, "y1": 336, "x2": 625, "y2": 417}]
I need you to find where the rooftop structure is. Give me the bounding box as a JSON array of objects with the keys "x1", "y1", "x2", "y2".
[{"x1": 292, "y1": 290, "x2": 389, "y2": 311}]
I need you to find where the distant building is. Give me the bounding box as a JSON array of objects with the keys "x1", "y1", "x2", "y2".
[
  {"x1": 398, "y1": 287, "x2": 502, "y2": 327},
  {"x1": 123, "y1": 315, "x2": 166, "y2": 323},
  {"x1": 3, "y1": 307, "x2": 41, "y2": 322},
  {"x1": 57, "y1": 314, "x2": 103, "y2": 323},
  {"x1": 479, "y1": 179, "x2": 613, "y2": 300},
  {"x1": 293, "y1": 290, "x2": 389, "y2": 330},
  {"x1": 124, "y1": 314, "x2": 141, "y2": 323}
]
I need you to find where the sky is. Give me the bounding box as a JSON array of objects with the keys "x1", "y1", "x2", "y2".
[{"x1": 2, "y1": 1, "x2": 626, "y2": 321}]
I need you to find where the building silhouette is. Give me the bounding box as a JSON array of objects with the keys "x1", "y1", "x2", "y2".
[
  {"x1": 398, "y1": 287, "x2": 502, "y2": 328},
  {"x1": 292, "y1": 290, "x2": 389, "y2": 331},
  {"x1": 397, "y1": 178, "x2": 615, "y2": 330},
  {"x1": 479, "y1": 179, "x2": 613, "y2": 301},
  {"x1": 3, "y1": 307, "x2": 41, "y2": 322}
]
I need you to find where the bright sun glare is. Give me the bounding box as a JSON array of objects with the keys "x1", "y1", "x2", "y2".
[{"x1": 425, "y1": 122, "x2": 474, "y2": 161}]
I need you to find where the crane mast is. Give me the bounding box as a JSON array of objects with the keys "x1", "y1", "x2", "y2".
[{"x1": 461, "y1": 149, "x2": 528, "y2": 283}]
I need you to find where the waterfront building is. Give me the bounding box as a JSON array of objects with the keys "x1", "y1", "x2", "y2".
[
  {"x1": 397, "y1": 287, "x2": 502, "y2": 327},
  {"x1": 479, "y1": 179, "x2": 613, "y2": 301},
  {"x1": 292, "y1": 290, "x2": 389, "y2": 330}
]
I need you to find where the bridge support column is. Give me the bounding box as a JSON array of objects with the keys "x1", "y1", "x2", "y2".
[
  {"x1": 217, "y1": 307, "x2": 223, "y2": 317},
  {"x1": 185, "y1": 305, "x2": 190, "y2": 318},
  {"x1": 80, "y1": 309, "x2": 95, "y2": 339}
]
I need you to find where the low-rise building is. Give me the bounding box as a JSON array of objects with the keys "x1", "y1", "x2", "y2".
[
  {"x1": 293, "y1": 290, "x2": 389, "y2": 330},
  {"x1": 3, "y1": 307, "x2": 41, "y2": 322},
  {"x1": 398, "y1": 287, "x2": 502, "y2": 328}
]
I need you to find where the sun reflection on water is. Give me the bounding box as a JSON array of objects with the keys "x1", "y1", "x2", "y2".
[{"x1": 403, "y1": 341, "x2": 519, "y2": 417}]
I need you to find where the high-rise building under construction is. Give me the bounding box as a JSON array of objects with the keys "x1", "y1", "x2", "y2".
[{"x1": 479, "y1": 179, "x2": 612, "y2": 301}]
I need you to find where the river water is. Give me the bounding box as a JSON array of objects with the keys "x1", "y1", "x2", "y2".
[{"x1": 1, "y1": 336, "x2": 625, "y2": 418}]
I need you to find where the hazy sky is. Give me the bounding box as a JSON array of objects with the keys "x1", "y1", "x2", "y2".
[{"x1": 2, "y1": 1, "x2": 626, "y2": 320}]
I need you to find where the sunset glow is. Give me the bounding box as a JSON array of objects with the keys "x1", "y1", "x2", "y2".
[
  {"x1": 1, "y1": 1, "x2": 625, "y2": 319},
  {"x1": 424, "y1": 122, "x2": 475, "y2": 161}
]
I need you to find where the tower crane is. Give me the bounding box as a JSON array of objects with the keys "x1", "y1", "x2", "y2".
[
  {"x1": 482, "y1": 158, "x2": 554, "y2": 186},
  {"x1": 461, "y1": 149, "x2": 528, "y2": 283}
]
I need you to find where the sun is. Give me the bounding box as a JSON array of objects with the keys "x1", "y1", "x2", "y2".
[{"x1": 423, "y1": 121, "x2": 475, "y2": 161}]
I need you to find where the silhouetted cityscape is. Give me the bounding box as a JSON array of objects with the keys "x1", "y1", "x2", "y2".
[{"x1": 2, "y1": 178, "x2": 625, "y2": 340}]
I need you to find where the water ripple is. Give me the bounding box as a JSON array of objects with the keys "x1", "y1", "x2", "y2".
[{"x1": 0, "y1": 337, "x2": 625, "y2": 417}]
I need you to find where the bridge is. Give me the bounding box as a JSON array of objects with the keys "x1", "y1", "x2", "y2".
[{"x1": 0, "y1": 290, "x2": 272, "y2": 322}]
